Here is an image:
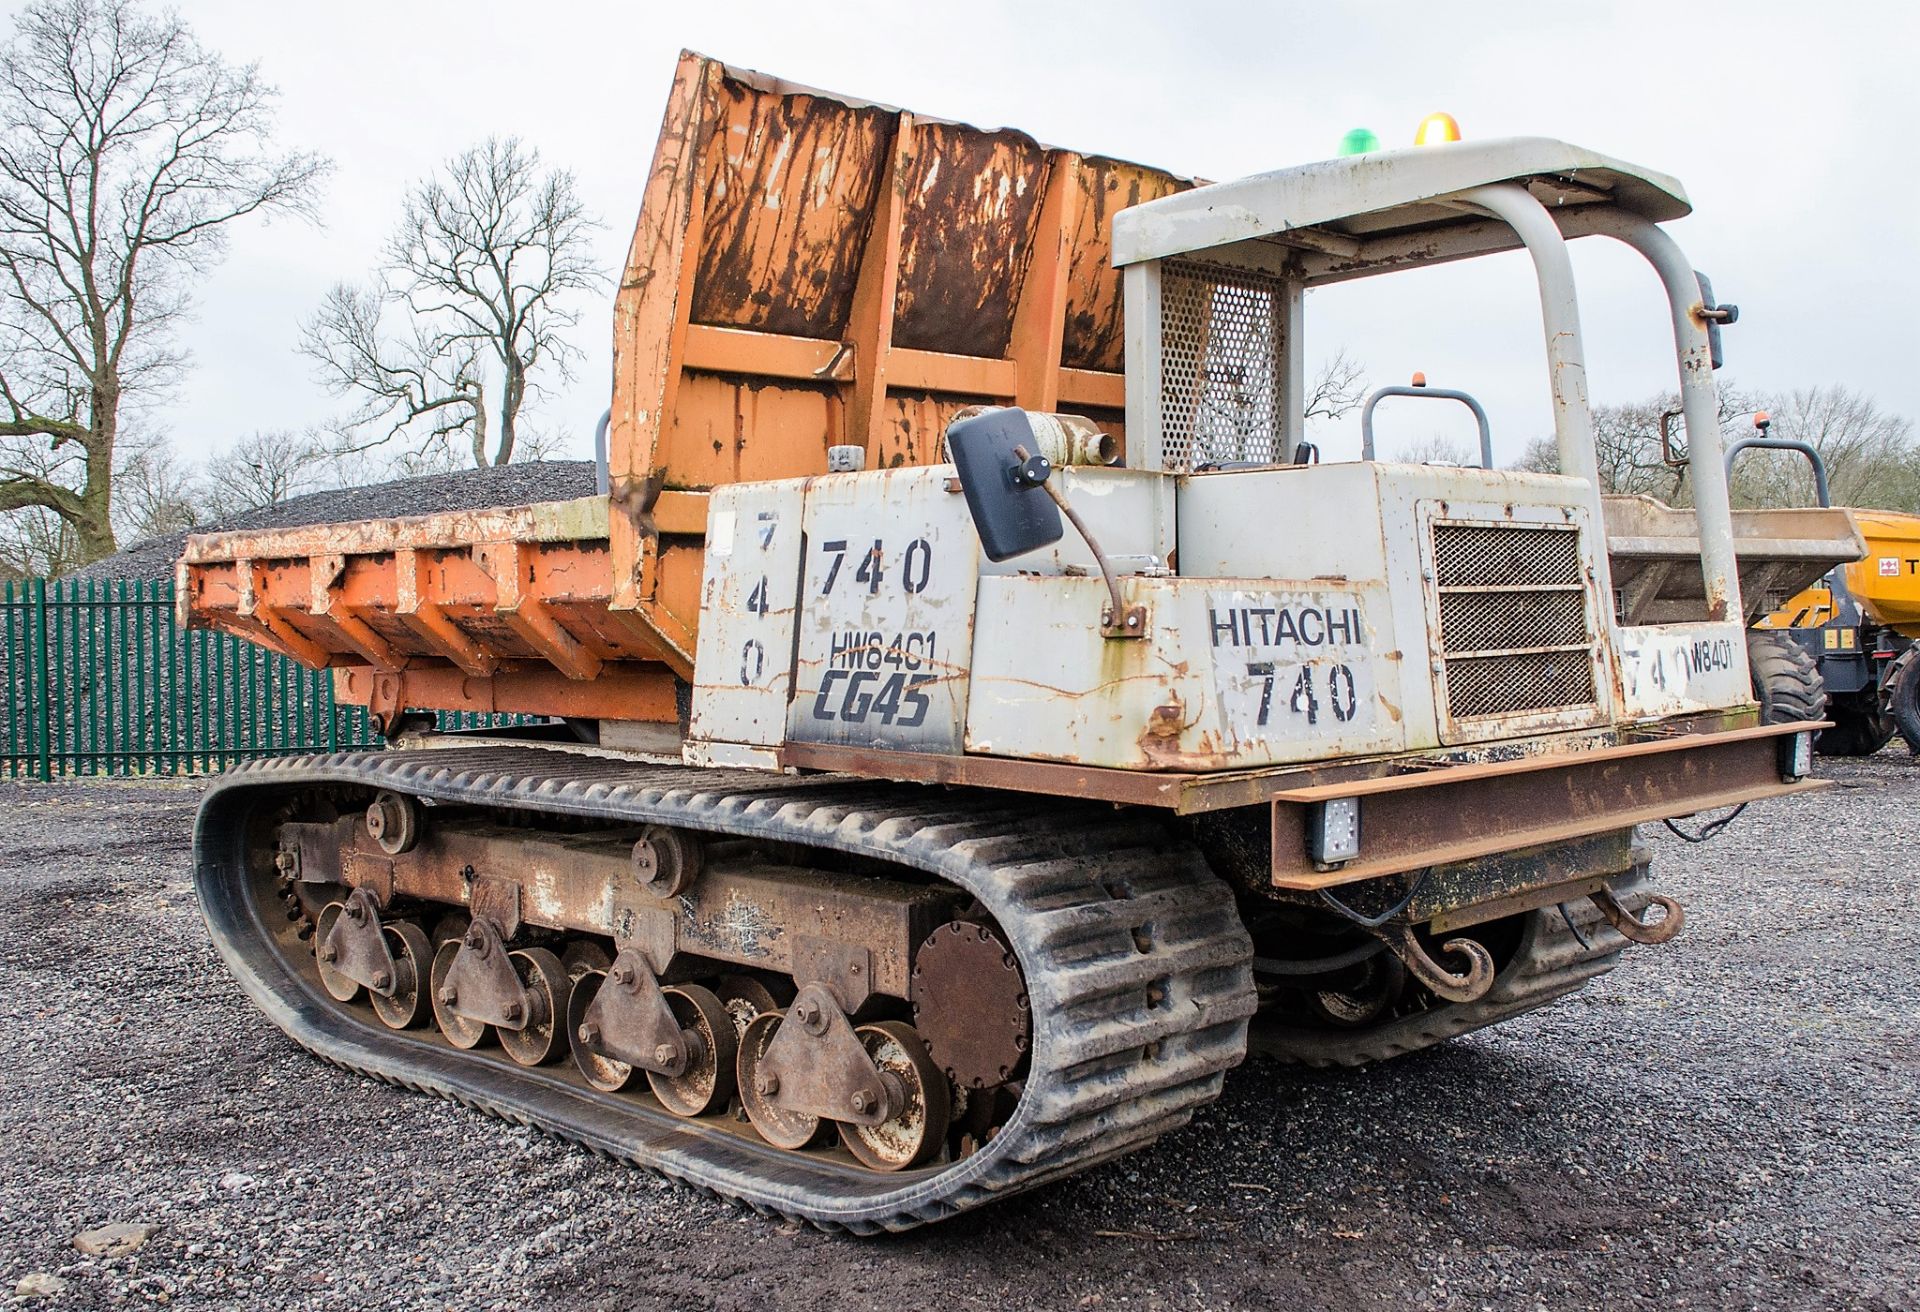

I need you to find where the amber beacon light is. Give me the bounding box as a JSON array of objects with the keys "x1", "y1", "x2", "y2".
[{"x1": 1415, "y1": 111, "x2": 1462, "y2": 145}]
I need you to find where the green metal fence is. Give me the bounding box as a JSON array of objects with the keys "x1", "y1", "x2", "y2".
[{"x1": 2, "y1": 579, "x2": 530, "y2": 779}]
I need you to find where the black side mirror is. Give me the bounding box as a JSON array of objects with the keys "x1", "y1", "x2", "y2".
[
  {"x1": 947, "y1": 408, "x2": 1064, "y2": 562},
  {"x1": 1694, "y1": 271, "x2": 1738, "y2": 370}
]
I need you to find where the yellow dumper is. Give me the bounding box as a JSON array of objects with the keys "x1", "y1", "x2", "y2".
[{"x1": 1737, "y1": 430, "x2": 1920, "y2": 754}]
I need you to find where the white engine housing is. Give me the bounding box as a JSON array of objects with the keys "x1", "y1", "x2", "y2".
[{"x1": 686, "y1": 461, "x2": 1751, "y2": 772}]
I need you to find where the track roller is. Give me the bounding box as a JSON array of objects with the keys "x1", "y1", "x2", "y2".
[
  {"x1": 737, "y1": 1012, "x2": 828, "y2": 1151},
  {"x1": 842, "y1": 1021, "x2": 951, "y2": 1171},
  {"x1": 430, "y1": 939, "x2": 492, "y2": 1049},
  {"x1": 714, "y1": 974, "x2": 787, "y2": 1041},
  {"x1": 312, "y1": 903, "x2": 363, "y2": 1004},
  {"x1": 567, "y1": 952, "x2": 738, "y2": 1114},
  {"x1": 646, "y1": 985, "x2": 737, "y2": 1117},
  {"x1": 566, "y1": 972, "x2": 634, "y2": 1093},
  {"x1": 193, "y1": 747, "x2": 1260, "y2": 1231},
  {"x1": 498, "y1": 948, "x2": 568, "y2": 1067},
  {"x1": 370, "y1": 921, "x2": 434, "y2": 1030}
]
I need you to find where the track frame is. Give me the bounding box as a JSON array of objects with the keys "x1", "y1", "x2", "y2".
[{"x1": 195, "y1": 745, "x2": 1257, "y2": 1232}]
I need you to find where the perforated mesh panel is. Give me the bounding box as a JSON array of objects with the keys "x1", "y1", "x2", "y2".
[
  {"x1": 1444, "y1": 651, "x2": 1597, "y2": 718},
  {"x1": 1159, "y1": 260, "x2": 1287, "y2": 471},
  {"x1": 1430, "y1": 522, "x2": 1598, "y2": 723},
  {"x1": 1440, "y1": 590, "x2": 1588, "y2": 654},
  {"x1": 1433, "y1": 524, "x2": 1582, "y2": 588}
]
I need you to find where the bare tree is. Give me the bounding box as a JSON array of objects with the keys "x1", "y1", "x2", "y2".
[
  {"x1": 0, "y1": 0, "x2": 325, "y2": 567},
  {"x1": 1734, "y1": 385, "x2": 1918, "y2": 511},
  {"x1": 1304, "y1": 349, "x2": 1367, "y2": 426},
  {"x1": 0, "y1": 434, "x2": 82, "y2": 574},
  {"x1": 1394, "y1": 434, "x2": 1474, "y2": 466},
  {"x1": 1512, "y1": 385, "x2": 1758, "y2": 503},
  {"x1": 1513, "y1": 403, "x2": 1655, "y2": 492},
  {"x1": 201, "y1": 428, "x2": 332, "y2": 518},
  {"x1": 113, "y1": 433, "x2": 198, "y2": 539},
  {"x1": 0, "y1": 428, "x2": 195, "y2": 570},
  {"x1": 1510, "y1": 383, "x2": 1920, "y2": 515},
  {"x1": 302, "y1": 137, "x2": 604, "y2": 469}
]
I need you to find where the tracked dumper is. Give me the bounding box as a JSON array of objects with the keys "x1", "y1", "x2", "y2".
[{"x1": 182, "y1": 54, "x2": 1843, "y2": 1230}]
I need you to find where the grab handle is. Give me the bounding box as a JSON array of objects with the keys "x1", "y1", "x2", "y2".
[{"x1": 1360, "y1": 383, "x2": 1493, "y2": 469}]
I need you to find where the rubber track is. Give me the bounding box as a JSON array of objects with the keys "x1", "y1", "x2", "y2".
[
  {"x1": 1250, "y1": 872, "x2": 1649, "y2": 1067},
  {"x1": 193, "y1": 746, "x2": 1257, "y2": 1233}
]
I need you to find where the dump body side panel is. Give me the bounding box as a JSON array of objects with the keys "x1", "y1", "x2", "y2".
[{"x1": 1845, "y1": 510, "x2": 1920, "y2": 636}]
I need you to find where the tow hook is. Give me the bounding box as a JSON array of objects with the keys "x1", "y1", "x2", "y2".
[
  {"x1": 1377, "y1": 922, "x2": 1496, "y2": 1004},
  {"x1": 1590, "y1": 885, "x2": 1686, "y2": 945}
]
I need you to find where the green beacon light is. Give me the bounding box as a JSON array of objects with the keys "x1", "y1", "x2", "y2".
[{"x1": 1338, "y1": 127, "x2": 1381, "y2": 156}]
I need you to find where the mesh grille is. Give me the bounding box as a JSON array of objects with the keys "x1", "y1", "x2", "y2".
[
  {"x1": 1444, "y1": 651, "x2": 1597, "y2": 718},
  {"x1": 1430, "y1": 521, "x2": 1598, "y2": 723},
  {"x1": 1440, "y1": 590, "x2": 1588, "y2": 654},
  {"x1": 1433, "y1": 524, "x2": 1582, "y2": 588},
  {"x1": 1159, "y1": 260, "x2": 1287, "y2": 471}
]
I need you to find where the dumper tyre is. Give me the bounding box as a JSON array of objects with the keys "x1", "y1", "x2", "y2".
[
  {"x1": 1885, "y1": 648, "x2": 1920, "y2": 755},
  {"x1": 1817, "y1": 702, "x2": 1896, "y2": 757},
  {"x1": 1747, "y1": 632, "x2": 1826, "y2": 725}
]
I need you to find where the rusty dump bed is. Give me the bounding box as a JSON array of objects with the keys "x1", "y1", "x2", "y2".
[
  {"x1": 1604, "y1": 496, "x2": 1866, "y2": 627},
  {"x1": 180, "y1": 51, "x2": 1191, "y2": 724}
]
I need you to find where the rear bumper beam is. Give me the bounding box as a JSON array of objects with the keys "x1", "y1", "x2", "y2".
[{"x1": 1267, "y1": 720, "x2": 1823, "y2": 890}]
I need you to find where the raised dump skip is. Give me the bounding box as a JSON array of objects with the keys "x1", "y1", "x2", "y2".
[
  {"x1": 605, "y1": 54, "x2": 1191, "y2": 670},
  {"x1": 1604, "y1": 496, "x2": 1865, "y2": 626},
  {"x1": 182, "y1": 51, "x2": 1192, "y2": 723}
]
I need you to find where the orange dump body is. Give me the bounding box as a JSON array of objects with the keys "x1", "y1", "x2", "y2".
[
  {"x1": 180, "y1": 52, "x2": 1191, "y2": 725},
  {"x1": 1755, "y1": 508, "x2": 1920, "y2": 639}
]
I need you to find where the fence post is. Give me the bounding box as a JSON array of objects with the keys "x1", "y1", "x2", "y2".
[{"x1": 33, "y1": 578, "x2": 52, "y2": 782}]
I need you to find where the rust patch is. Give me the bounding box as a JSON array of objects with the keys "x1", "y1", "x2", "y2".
[
  {"x1": 690, "y1": 76, "x2": 891, "y2": 338},
  {"x1": 1061, "y1": 160, "x2": 1190, "y2": 372},
  {"x1": 1136, "y1": 691, "x2": 1231, "y2": 771},
  {"x1": 890, "y1": 123, "x2": 1049, "y2": 357}
]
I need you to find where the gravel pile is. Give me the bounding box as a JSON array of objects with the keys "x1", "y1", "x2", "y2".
[
  {"x1": 71, "y1": 462, "x2": 598, "y2": 582},
  {"x1": 1, "y1": 751, "x2": 1916, "y2": 1310}
]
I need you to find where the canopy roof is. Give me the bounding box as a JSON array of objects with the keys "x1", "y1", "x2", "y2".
[{"x1": 1112, "y1": 137, "x2": 1691, "y2": 285}]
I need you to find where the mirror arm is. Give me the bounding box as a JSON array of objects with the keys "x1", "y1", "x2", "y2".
[{"x1": 1013, "y1": 444, "x2": 1148, "y2": 640}]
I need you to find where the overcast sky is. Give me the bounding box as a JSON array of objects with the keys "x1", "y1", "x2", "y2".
[{"x1": 10, "y1": 0, "x2": 1917, "y2": 469}]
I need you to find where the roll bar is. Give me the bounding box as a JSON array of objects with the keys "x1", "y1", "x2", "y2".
[
  {"x1": 1360, "y1": 384, "x2": 1494, "y2": 469},
  {"x1": 593, "y1": 408, "x2": 612, "y2": 497},
  {"x1": 1726, "y1": 435, "x2": 1831, "y2": 508},
  {"x1": 1563, "y1": 206, "x2": 1746, "y2": 624}
]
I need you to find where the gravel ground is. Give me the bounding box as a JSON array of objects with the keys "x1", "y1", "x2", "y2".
[
  {"x1": 2, "y1": 752, "x2": 1916, "y2": 1311},
  {"x1": 69, "y1": 462, "x2": 598, "y2": 582}
]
